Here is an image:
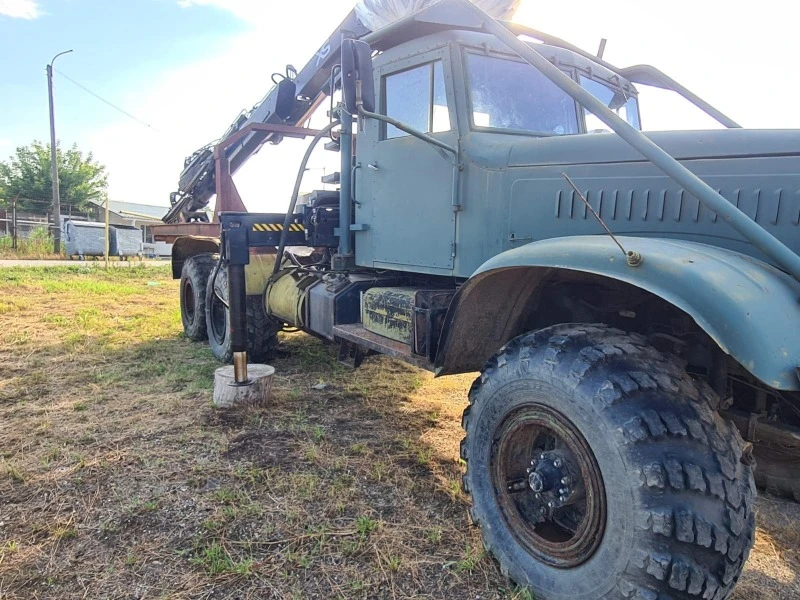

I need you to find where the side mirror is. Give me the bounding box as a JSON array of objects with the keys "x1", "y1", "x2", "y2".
[
  {"x1": 274, "y1": 76, "x2": 297, "y2": 120},
  {"x1": 341, "y1": 39, "x2": 375, "y2": 113}
]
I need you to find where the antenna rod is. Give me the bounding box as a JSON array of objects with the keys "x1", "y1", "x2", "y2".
[{"x1": 597, "y1": 38, "x2": 607, "y2": 59}]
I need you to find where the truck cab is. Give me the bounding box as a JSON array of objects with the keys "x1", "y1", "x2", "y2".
[
  {"x1": 356, "y1": 31, "x2": 643, "y2": 276},
  {"x1": 356, "y1": 29, "x2": 800, "y2": 278}
]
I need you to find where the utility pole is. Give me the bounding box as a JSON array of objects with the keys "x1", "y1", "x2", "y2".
[
  {"x1": 104, "y1": 196, "x2": 110, "y2": 269},
  {"x1": 11, "y1": 197, "x2": 18, "y2": 250},
  {"x1": 47, "y1": 49, "x2": 73, "y2": 255}
]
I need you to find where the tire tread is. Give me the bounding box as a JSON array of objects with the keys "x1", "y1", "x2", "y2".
[{"x1": 460, "y1": 324, "x2": 755, "y2": 600}]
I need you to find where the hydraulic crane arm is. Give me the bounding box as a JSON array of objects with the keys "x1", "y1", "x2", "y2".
[{"x1": 163, "y1": 9, "x2": 370, "y2": 224}]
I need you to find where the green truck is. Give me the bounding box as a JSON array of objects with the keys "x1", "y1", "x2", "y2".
[{"x1": 156, "y1": 1, "x2": 800, "y2": 597}]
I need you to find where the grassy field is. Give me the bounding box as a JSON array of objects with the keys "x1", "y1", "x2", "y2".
[{"x1": 0, "y1": 266, "x2": 798, "y2": 599}]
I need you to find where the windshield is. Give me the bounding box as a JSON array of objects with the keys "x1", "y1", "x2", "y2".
[
  {"x1": 466, "y1": 52, "x2": 579, "y2": 135},
  {"x1": 580, "y1": 76, "x2": 641, "y2": 131}
]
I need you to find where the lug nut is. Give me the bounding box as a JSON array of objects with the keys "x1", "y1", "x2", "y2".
[
  {"x1": 547, "y1": 501, "x2": 554, "y2": 508},
  {"x1": 534, "y1": 493, "x2": 540, "y2": 499},
  {"x1": 560, "y1": 495, "x2": 566, "y2": 502},
  {"x1": 540, "y1": 453, "x2": 547, "y2": 460},
  {"x1": 561, "y1": 477, "x2": 570, "y2": 485},
  {"x1": 553, "y1": 458, "x2": 563, "y2": 468}
]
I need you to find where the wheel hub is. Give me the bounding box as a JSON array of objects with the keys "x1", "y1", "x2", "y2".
[
  {"x1": 492, "y1": 403, "x2": 606, "y2": 568},
  {"x1": 528, "y1": 470, "x2": 546, "y2": 493},
  {"x1": 526, "y1": 449, "x2": 584, "y2": 511}
]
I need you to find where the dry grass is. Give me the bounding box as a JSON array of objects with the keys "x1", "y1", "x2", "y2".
[
  {"x1": 0, "y1": 265, "x2": 797, "y2": 599},
  {"x1": 0, "y1": 229, "x2": 62, "y2": 260}
]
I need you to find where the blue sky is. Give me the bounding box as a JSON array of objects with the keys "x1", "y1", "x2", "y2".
[
  {"x1": 1, "y1": 1, "x2": 243, "y2": 158},
  {"x1": 1, "y1": 0, "x2": 799, "y2": 212}
]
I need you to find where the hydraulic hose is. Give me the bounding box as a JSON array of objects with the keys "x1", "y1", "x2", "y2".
[{"x1": 272, "y1": 119, "x2": 340, "y2": 276}]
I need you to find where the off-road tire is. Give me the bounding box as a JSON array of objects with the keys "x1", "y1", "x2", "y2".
[
  {"x1": 180, "y1": 253, "x2": 216, "y2": 341},
  {"x1": 461, "y1": 324, "x2": 755, "y2": 600},
  {"x1": 752, "y1": 444, "x2": 800, "y2": 502},
  {"x1": 205, "y1": 266, "x2": 279, "y2": 364}
]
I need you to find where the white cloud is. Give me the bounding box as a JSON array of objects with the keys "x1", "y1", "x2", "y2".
[
  {"x1": 79, "y1": 0, "x2": 354, "y2": 210},
  {"x1": 73, "y1": 0, "x2": 800, "y2": 211},
  {"x1": 0, "y1": 0, "x2": 43, "y2": 19}
]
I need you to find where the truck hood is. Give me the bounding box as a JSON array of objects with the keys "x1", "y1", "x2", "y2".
[{"x1": 506, "y1": 128, "x2": 800, "y2": 167}]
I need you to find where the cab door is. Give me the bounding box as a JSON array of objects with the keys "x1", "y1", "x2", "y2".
[{"x1": 354, "y1": 47, "x2": 458, "y2": 274}]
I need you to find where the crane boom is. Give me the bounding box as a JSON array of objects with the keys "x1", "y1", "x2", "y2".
[{"x1": 163, "y1": 9, "x2": 369, "y2": 224}]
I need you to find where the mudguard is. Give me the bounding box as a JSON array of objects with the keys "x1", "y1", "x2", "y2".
[
  {"x1": 171, "y1": 236, "x2": 220, "y2": 279},
  {"x1": 436, "y1": 236, "x2": 800, "y2": 390}
]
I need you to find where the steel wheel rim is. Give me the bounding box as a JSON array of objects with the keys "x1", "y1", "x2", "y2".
[
  {"x1": 183, "y1": 279, "x2": 195, "y2": 323},
  {"x1": 491, "y1": 402, "x2": 606, "y2": 568},
  {"x1": 209, "y1": 291, "x2": 227, "y2": 342}
]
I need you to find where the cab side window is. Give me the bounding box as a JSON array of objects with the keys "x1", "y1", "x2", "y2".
[{"x1": 384, "y1": 61, "x2": 450, "y2": 139}]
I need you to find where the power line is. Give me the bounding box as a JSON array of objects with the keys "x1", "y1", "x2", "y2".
[{"x1": 54, "y1": 69, "x2": 160, "y2": 133}]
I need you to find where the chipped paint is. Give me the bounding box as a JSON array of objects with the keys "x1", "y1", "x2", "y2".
[{"x1": 362, "y1": 288, "x2": 417, "y2": 345}]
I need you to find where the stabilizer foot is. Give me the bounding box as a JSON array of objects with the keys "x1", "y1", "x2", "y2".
[{"x1": 212, "y1": 364, "x2": 275, "y2": 409}]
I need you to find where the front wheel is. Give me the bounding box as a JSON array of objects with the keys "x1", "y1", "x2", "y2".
[{"x1": 461, "y1": 324, "x2": 755, "y2": 600}]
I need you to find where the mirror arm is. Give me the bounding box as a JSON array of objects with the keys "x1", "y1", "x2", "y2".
[{"x1": 358, "y1": 106, "x2": 458, "y2": 163}]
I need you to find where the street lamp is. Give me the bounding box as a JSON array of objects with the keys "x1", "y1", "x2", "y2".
[{"x1": 47, "y1": 49, "x2": 73, "y2": 254}]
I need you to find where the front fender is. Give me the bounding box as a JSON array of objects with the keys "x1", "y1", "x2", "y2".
[{"x1": 436, "y1": 236, "x2": 800, "y2": 390}]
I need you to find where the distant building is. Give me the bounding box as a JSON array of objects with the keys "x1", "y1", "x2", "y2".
[
  {"x1": 85, "y1": 200, "x2": 168, "y2": 243},
  {"x1": 1, "y1": 199, "x2": 169, "y2": 246}
]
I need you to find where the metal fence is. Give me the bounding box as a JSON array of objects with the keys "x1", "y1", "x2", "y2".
[{"x1": 0, "y1": 203, "x2": 94, "y2": 248}]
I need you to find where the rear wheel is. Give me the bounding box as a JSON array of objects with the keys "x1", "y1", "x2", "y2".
[
  {"x1": 180, "y1": 253, "x2": 216, "y2": 341},
  {"x1": 205, "y1": 266, "x2": 279, "y2": 364},
  {"x1": 461, "y1": 324, "x2": 755, "y2": 600}
]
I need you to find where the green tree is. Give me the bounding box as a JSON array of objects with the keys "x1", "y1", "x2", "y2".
[{"x1": 0, "y1": 141, "x2": 107, "y2": 212}]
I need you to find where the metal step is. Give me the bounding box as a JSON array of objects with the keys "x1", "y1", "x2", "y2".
[
  {"x1": 323, "y1": 140, "x2": 341, "y2": 152},
  {"x1": 333, "y1": 324, "x2": 432, "y2": 369},
  {"x1": 321, "y1": 171, "x2": 341, "y2": 184}
]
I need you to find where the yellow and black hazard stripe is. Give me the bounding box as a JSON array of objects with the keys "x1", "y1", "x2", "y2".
[{"x1": 252, "y1": 223, "x2": 305, "y2": 233}]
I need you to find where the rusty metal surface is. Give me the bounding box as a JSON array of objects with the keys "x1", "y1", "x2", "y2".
[
  {"x1": 214, "y1": 156, "x2": 247, "y2": 217},
  {"x1": 492, "y1": 403, "x2": 606, "y2": 568},
  {"x1": 361, "y1": 287, "x2": 416, "y2": 345},
  {"x1": 333, "y1": 324, "x2": 433, "y2": 370},
  {"x1": 165, "y1": 123, "x2": 324, "y2": 225},
  {"x1": 159, "y1": 122, "x2": 322, "y2": 246},
  {"x1": 213, "y1": 123, "x2": 322, "y2": 222},
  {"x1": 152, "y1": 223, "x2": 221, "y2": 242}
]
